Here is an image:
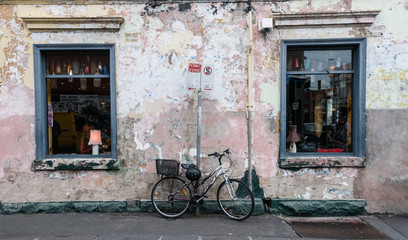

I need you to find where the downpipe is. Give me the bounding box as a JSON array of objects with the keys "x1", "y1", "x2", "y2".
[{"x1": 246, "y1": 4, "x2": 254, "y2": 192}]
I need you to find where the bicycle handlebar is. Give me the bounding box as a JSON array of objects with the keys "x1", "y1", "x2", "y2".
[{"x1": 208, "y1": 149, "x2": 230, "y2": 158}]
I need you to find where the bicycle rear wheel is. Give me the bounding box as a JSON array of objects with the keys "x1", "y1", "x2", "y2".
[
  {"x1": 217, "y1": 178, "x2": 254, "y2": 221},
  {"x1": 151, "y1": 177, "x2": 191, "y2": 218}
]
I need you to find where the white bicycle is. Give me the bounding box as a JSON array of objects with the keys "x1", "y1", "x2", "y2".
[{"x1": 151, "y1": 149, "x2": 254, "y2": 221}]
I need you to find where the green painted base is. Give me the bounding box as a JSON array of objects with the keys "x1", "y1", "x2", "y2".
[
  {"x1": 197, "y1": 198, "x2": 264, "y2": 215},
  {"x1": 0, "y1": 199, "x2": 265, "y2": 215},
  {"x1": 240, "y1": 169, "x2": 265, "y2": 199},
  {"x1": 1, "y1": 201, "x2": 127, "y2": 214},
  {"x1": 267, "y1": 198, "x2": 367, "y2": 216},
  {"x1": 1, "y1": 198, "x2": 366, "y2": 216}
]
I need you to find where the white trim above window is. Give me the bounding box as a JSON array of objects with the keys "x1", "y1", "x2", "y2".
[
  {"x1": 21, "y1": 17, "x2": 123, "y2": 32},
  {"x1": 273, "y1": 11, "x2": 380, "y2": 28}
]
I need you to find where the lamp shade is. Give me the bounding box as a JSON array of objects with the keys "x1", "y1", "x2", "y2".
[
  {"x1": 88, "y1": 130, "x2": 102, "y2": 145},
  {"x1": 287, "y1": 125, "x2": 300, "y2": 142}
]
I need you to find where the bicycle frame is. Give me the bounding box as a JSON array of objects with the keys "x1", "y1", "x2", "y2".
[
  {"x1": 171, "y1": 163, "x2": 231, "y2": 204},
  {"x1": 195, "y1": 164, "x2": 225, "y2": 202}
]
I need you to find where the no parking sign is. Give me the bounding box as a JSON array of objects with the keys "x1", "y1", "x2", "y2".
[{"x1": 201, "y1": 65, "x2": 214, "y2": 91}]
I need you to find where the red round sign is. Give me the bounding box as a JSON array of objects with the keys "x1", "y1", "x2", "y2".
[{"x1": 203, "y1": 66, "x2": 212, "y2": 75}]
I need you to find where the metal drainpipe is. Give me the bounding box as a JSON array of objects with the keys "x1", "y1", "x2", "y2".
[{"x1": 246, "y1": 2, "x2": 254, "y2": 192}]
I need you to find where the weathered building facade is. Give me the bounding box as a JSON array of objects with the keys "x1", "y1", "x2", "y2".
[{"x1": 0, "y1": 0, "x2": 407, "y2": 215}]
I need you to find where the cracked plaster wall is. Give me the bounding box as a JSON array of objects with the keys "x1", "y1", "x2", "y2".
[{"x1": 0, "y1": 0, "x2": 407, "y2": 213}]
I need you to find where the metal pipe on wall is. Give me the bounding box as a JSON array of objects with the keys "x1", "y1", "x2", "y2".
[{"x1": 246, "y1": 2, "x2": 254, "y2": 191}]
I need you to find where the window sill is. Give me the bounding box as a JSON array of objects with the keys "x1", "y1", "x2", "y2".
[
  {"x1": 279, "y1": 156, "x2": 365, "y2": 168},
  {"x1": 33, "y1": 158, "x2": 119, "y2": 171}
]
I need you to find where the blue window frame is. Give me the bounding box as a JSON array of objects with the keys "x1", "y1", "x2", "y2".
[
  {"x1": 33, "y1": 44, "x2": 117, "y2": 166},
  {"x1": 279, "y1": 38, "x2": 366, "y2": 168}
]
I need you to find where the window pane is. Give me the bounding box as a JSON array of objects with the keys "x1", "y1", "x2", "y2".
[
  {"x1": 287, "y1": 50, "x2": 352, "y2": 71},
  {"x1": 286, "y1": 74, "x2": 353, "y2": 153},
  {"x1": 46, "y1": 53, "x2": 111, "y2": 155}
]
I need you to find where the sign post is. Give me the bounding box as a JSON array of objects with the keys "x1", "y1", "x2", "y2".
[
  {"x1": 196, "y1": 90, "x2": 202, "y2": 170},
  {"x1": 187, "y1": 63, "x2": 203, "y2": 171},
  {"x1": 187, "y1": 62, "x2": 214, "y2": 215},
  {"x1": 187, "y1": 63, "x2": 214, "y2": 169}
]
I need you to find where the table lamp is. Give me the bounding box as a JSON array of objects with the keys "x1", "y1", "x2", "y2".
[
  {"x1": 287, "y1": 125, "x2": 300, "y2": 153},
  {"x1": 88, "y1": 129, "x2": 102, "y2": 155}
]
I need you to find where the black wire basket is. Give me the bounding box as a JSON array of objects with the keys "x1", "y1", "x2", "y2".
[{"x1": 155, "y1": 159, "x2": 180, "y2": 176}]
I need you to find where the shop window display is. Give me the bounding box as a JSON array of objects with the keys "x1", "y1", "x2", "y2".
[
  {"x1": 286, "y1": 50, "x2": 353, "y2": 153},
  {"x1": 280, "y1": 39, "x2": 366, "y2": 162},
  {"x1": 34, "y1": 44, "x2": 116, "y2": 160},
  {"x1": 46, "y1": 52, "x2": 111, "y2": 155}
]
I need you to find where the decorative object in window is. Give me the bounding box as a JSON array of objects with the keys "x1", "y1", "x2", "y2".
[
  {"x1": 287, "y1": 125, "x2": 300, "y2": 153},
  {"x1": 88, "y1": 130, "x2": 102, "y2": 155}
]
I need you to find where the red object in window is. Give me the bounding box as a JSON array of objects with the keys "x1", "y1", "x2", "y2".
[
  {"x1": 317, "y1": 148, "x2": 344, "y2": 153},
  {"x1": 80, "y1": 136, "x2": 92, "y2": 154}
]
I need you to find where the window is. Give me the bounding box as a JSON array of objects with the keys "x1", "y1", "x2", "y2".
[
  {"x1": 279, "y1": 39, "x2": 366, "y2": 167},
  {"x1": 34, "y1": 44, "x2": 117, "y2": 165}
]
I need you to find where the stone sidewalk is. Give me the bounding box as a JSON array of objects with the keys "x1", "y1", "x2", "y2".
[{"x1": 0, "y1": 212, "x2": 406, "y2": 240}]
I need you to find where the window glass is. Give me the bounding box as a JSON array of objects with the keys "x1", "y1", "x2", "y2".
[
  {"x1": 286, "y1": 48, "x2": 354, "y2": 153},
  {"x1": 287, "y1": 50, "x2": 353, "y2": 71},
  {"x1": 46, "y1": 53, "x2": 111, "y2": 155}
]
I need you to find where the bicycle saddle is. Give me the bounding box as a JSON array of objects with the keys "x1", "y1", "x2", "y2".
[{"x1": 181, "y1": 164, "x2": 196, "y2": 169}]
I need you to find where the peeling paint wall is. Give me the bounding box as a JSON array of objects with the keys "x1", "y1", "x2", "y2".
[{"x1": 0, "y1": 0, "x2": 407, "y2": 214}]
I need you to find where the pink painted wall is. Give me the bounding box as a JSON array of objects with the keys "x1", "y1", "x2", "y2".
[{"x1": 0, "y1": 1, "x2": 407, "y2": 213}]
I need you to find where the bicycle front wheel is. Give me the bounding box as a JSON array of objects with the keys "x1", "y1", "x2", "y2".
[
  {"x1": 217, "y1": 178, "x2": 254, "y2": 221},
  {"x1": 151, "y1": 177, "x2": 191, "y2": 218}
]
